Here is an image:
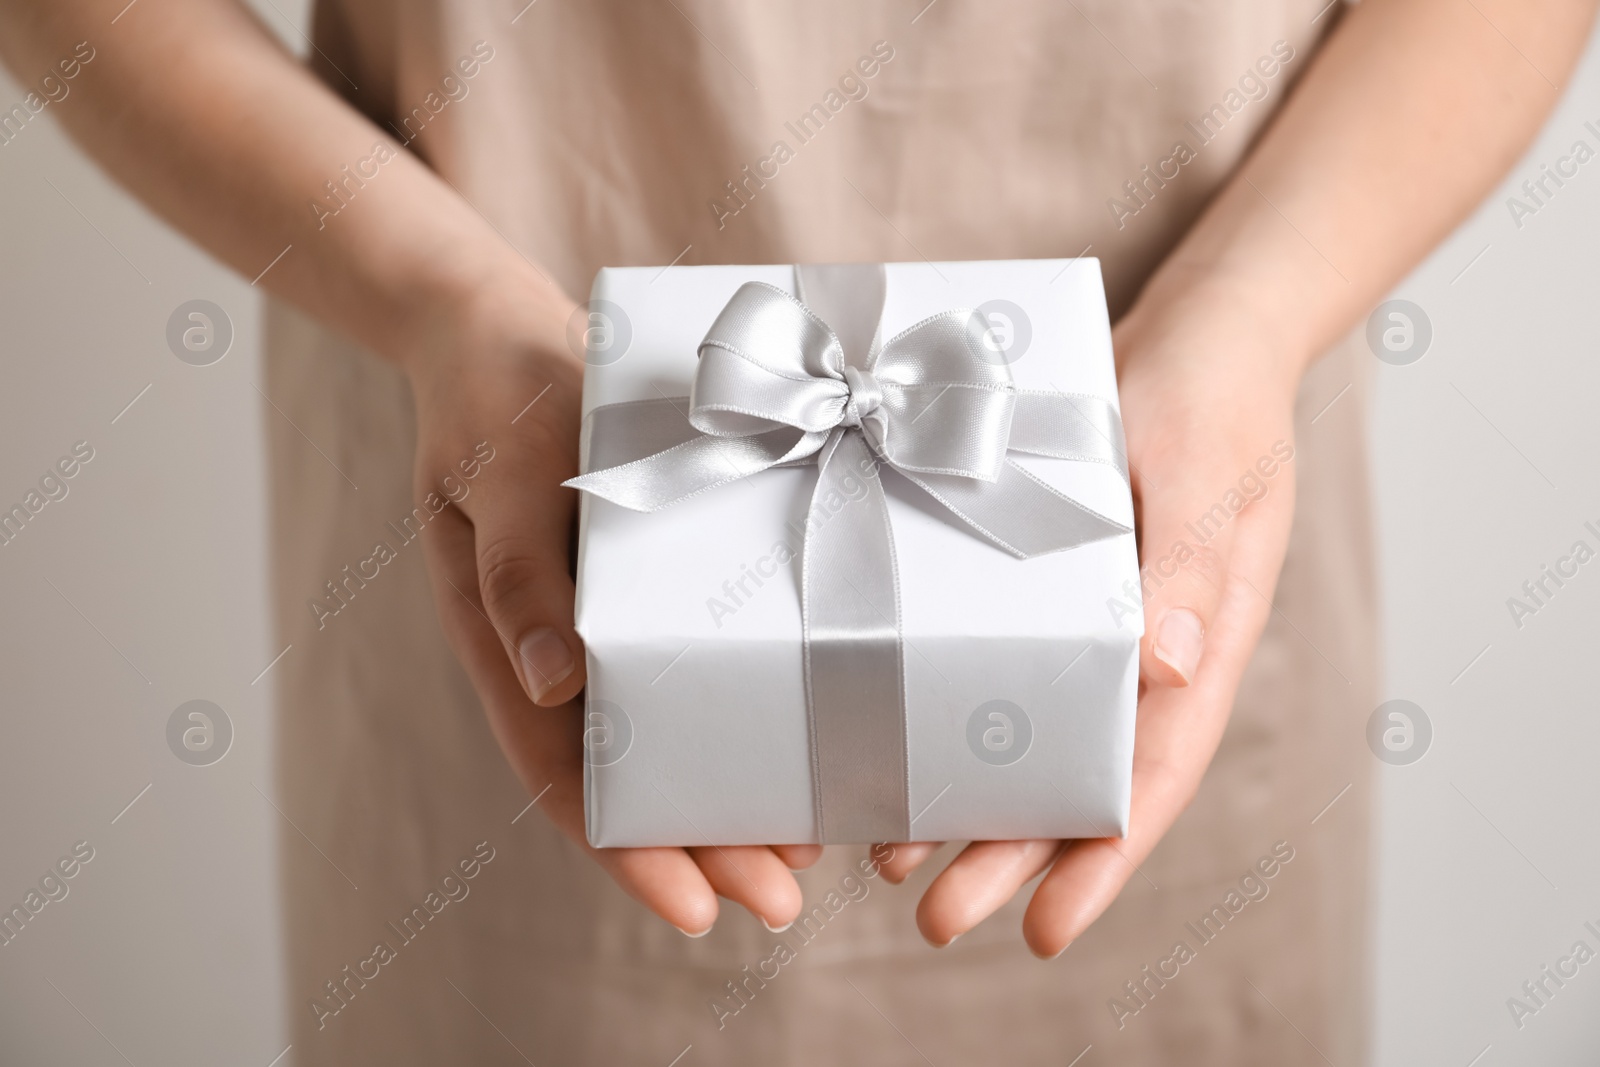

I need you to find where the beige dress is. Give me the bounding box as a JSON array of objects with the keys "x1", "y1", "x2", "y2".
[{"x1": 267, "y1": 2, "x2": 1377, "y2": 1063}]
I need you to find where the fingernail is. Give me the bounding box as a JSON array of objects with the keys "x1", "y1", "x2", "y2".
[
  {"x1": 924, "y1": 932, "x2": 960, "y2": 949},
  {"x1": 676, "y1": 925, "x2": 712, "y2": 938},
  {"x1": 518, "y1": 627, "x2": 575, "y2": 701},
  {"x1": 762, "y1": 918, "x2": 794, "y2": 933},
  {"x1": 1153, "y1": 608, "x2": 1204, "y2": 686},
  {"x1": 1032, "y1": 941, "x2": 1071, "y2": 961}
]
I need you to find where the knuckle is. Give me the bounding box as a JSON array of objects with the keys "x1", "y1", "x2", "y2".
[
  {"x1": 475, "y1": 534, "x2": 544, "y2": 618},
  {"x1": 1182, "y1": 542, "x2": 1227, "y2": 590},
  {"x1": 1141, "y1": 537, "x2": 1226, "y2": 605}
]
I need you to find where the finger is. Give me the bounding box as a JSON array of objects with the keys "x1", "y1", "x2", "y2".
[
  {"x1": 1023, "y1": 501, "x2": 1291, "y2": 957},
  {"x1": 690, "y1": 845, "x2": 806, "y2": 931},
  {"x1": 449, "y1": 376, "x2": 588, "y2": 708},
  {"x1": 770, "y1": 844, "x2": 823, "y2": 871},
  {"x1": 914, "y1": 839, "x2": 1063, "y2": 947},
  {"x1": 1018, "y1": 681, "x2": 1216, "y2": 957},
  {"x1": 420, "y1": 504, "x2": 719, "y2": 934},
  {"x1": 1130, "y1": 449, "x2": 1243, "y2": 689},
  {"x1": 599, "y1": 846, "x2": 721, "y2": 936},
  {"x1": 1020, "y1": 839, "x2": 1138, "y2": 958},
  {"x1": 875, "y1": 841, "x2": 943, "y2": 884}
]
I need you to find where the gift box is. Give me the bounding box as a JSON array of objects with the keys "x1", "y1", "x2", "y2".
[{"x1": 570, "y1": 258, "x2": 1141, "y2": 847}]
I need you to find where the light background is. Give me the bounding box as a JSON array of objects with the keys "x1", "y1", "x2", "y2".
[{"x1": 0, "y1": 4, "x2": 1597, "y2": 1065}]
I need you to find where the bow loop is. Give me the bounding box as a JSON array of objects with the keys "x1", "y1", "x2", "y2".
[
  {"x1": 687, "y1": 282, "x2": 851, "y2": 441},
  {"x1": 873, "y1": 307, "x2": 1012, "y2": 390},
  {"x1": 864, "y1": 310, "x2": 1017, "y2": 482}
]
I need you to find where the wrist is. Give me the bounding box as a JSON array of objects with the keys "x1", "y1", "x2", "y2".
[
  {"x1": 382, "y1": 244, "x2": 578, "y2": 382},
  {"x1": 394, "y1": 245, "x2": 586, "y2": 469},
  {"x1": 1117, "y1": 267, "x2": 1314, "y2": 400}
]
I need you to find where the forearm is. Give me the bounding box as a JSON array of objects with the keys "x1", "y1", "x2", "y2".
[
  {"x1": 1131, "y1": 0, "x2": 1597, "y2": 377},
  {"x1": 0, "y1": 0, "x2": 567, "y2": 366}
]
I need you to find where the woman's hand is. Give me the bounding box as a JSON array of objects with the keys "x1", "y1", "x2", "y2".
[
  {"x1": 867, "y1": 0, "x2": 1598, "y2": 958},
  {"x1": 402, "y1": 274, "x2": 821, "y2": 937},
  {"x1": 874, "y1": 285, "x2": 1303, "y2": 957}
]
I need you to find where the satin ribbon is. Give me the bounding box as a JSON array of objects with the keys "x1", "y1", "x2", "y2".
[{"x1": 568, "y1": 263, "x2": 1131, "y2": 842}]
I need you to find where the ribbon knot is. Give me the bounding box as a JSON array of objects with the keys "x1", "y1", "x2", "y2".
[
  {"x1": 568, "y1": 263, "x2": 1133, "y2": 842},
  {"x1": 840, "y1": 365, "x2": 881, "y2": 427}
]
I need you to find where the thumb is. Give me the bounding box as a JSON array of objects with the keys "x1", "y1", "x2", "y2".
[
  {"x1": 1132, "y1": 471, "x2": 1238, "y2": 690},
  {"x1": 465, "y1": 440, "x2": 587, "y2": 708}
]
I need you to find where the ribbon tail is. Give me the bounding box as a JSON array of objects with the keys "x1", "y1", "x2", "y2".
[
  {"x1": 802, "y1": 430, "x2": 911, "y2": 843},
  {"x1": 568, "y1": 396, "x2": 825, "y2": 511},
  {"x1": 899, "y1": 459, "x2": 1131, "y2": 559}
]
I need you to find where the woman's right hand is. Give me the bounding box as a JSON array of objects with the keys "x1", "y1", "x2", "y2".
[{"x1": 401, "y1": 271, "x2": 821, "y2": 937}]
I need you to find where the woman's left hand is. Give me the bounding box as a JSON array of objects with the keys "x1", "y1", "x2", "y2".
[{"x1": 874, "y1": 286, "x2": 1305, "y2": 957}]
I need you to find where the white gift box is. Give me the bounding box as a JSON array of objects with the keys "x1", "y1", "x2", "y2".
[{"x1": 574, "y1": 259, "x2": 1141, "y2": 847}]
